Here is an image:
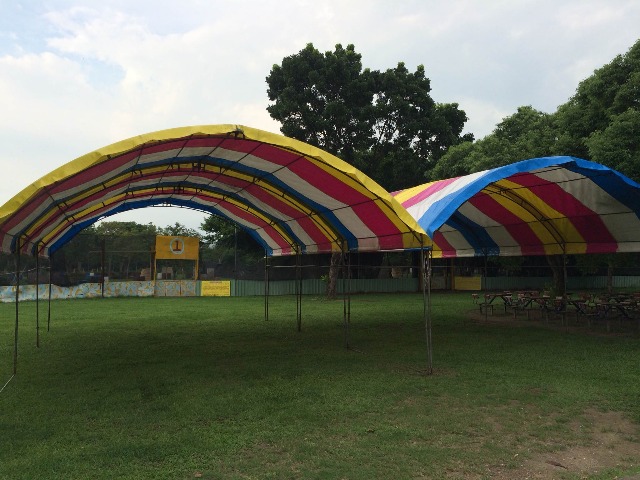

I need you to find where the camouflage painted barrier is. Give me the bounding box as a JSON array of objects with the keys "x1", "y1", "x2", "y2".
[{"x1": 0, "y1": 281, "x2": 156, "y2": 302}]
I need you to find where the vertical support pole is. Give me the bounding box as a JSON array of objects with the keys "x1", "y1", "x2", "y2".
[
  {"x1": 450, "y1": 257, "x2": 455, "y2": 291},
  {"x1": 234, "y1": 225, "x2": 238, "y2": 280},
  {"x1": 48, "y1": 252, "x2": 53, "y2": 331},
  {"x1": 427, "y1": 249, "x2": 433, "y2": 375},
  {"x1": 36, "y1": 246, "x2": 40, "y2": 348},
  {"x1": 14, "y1": 238, "x2": 21, "y2": 375},
  {"x1": 483, "y1": 251, "x2": 488, "y2": 293},
  {"x1": 563, "y1": 249, "x2": 568, "y2": 332},
  {"x1": 264, "y1": 252, "x2": 270, "y2": 322},
  {"x1": 421, "y1": 246, "x2": 433, "y2": 375},
  {"x1": 347, "y1": 251, "x2": 351, "y2": 327},
  {"x1": 483, "y1": 251, "x2": 488, "y2": 322},
  {"x1": 101, "y1": 237, "x2": 106, "y2": 298},
  {"x1": 562, "y1": 250, "x2": 568, "y2": 299},
  {"x1": 342, "y1": 246, "x2": 350, "y2": 349},
  {"x1": 296, "y1": 247, "x2": 302, "y2": 332}
]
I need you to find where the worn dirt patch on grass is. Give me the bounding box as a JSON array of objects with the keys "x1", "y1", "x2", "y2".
[{"x1": 489, "y1": 408, "x2": 640, "y2": 479}]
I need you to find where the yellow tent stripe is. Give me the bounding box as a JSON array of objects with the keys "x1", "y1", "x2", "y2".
[
  {"x1": 487, "y1": 180, "x2": 586, "y2": 254},
  {"x1": 391, "y1": 181, "x2": 438, "y2": 205},
  {"x1": 1, "y1": 124, "x2": 432, "y2": 255}
]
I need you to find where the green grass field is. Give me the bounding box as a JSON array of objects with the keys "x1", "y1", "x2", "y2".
[{"x1": 1, "y1": 293, "x2": 639, "y2": 479}]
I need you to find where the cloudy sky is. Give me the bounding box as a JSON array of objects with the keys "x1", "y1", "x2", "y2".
[{"x1": 1, "y1": 0, "x2": 638, "y2": 232}]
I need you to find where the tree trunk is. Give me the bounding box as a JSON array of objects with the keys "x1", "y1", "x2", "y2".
[
  {"x1": 607, "y1": 263, "x2": 614, "y2": 294},
  {"x1": 326, "y1": 252, "x2": 341, "y2": 299},
  {"x1": 546, "y1": 255, "x2": 566, "y2": 297}
]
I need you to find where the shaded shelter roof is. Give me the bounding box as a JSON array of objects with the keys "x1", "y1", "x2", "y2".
[
  {"x1": 1, "y1": 124, "x2": 429, "y2": 257},
  {"x1": 392, "y1": 156, "x2": 640, "y2": 258}
]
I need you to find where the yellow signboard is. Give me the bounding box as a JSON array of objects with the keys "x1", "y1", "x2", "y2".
[
  {"x1": 454, "y1": 276, "x2": 482, "y2": 291},
  {"x1": 155, "y1": 236, "x2": 199, "y2": 260},
  {"x1": 201, "y1": 280, "x2": 231, "y2": 297}
]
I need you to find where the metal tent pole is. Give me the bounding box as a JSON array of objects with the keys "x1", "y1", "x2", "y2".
[
  {"x1": 296, "y1": 248, "x2": 302, "y2": 332},
  {"x1": 13, "y1": 238, "x2": 21, "y2": 375},
  {"x1": 484, "y1": 251, "x2": 489, "y2": 322},
  {"x1": 234, "y1": 225, "x2": 238, "y2": 280},
  {"x1": 563, "y1": 249, "x2": 568, "y2": 332},
  {"x1": 563, "y1": 251, "x2": 568, "y2": 299},
  {"x1": 421, "y1": 246, "x2": 433, "y2": 375},
  {"x1": 347, "y1": 251, "x2": 351, "y2": 327},
  {"x1": 47, "y1": 252, "x2": 53, "y2": 332},
  {"x1": 36, "y1": 246, "x2": 40, "y2": 348},
  {"x1": 341, "y1": 247, "x2": 351, "y2": 349},
  {"x1": 483, "y1": 251, "x2": 488, "y2": 292},
  {"x1": 101, "y1": 238, "x2": 106, "y2": 298},
  {"x1": 427, "y1": 249, "x2": 433, "y2": 375},
  {"x1": 264, "y1": 252, "x2": 270, "y2": 322}
]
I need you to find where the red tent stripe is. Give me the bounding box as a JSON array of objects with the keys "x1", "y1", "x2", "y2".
[
  {"x1": 510, "y1": 173, "x2": 618, "y2": 246},
  {"x1": 399, "y1": 178, "x2": 459, "y2": 209}
]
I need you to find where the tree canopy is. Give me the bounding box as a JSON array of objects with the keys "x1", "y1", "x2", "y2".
[
  {"x1": 434, "y1": 39, "x2": 640, "y2": 183},
  {"x1": 266, "y1": 43, "x2": 472, "y2": 191}
]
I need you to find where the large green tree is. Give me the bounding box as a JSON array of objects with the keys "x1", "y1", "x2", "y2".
[
  {"x1": 555, "y1": 39, "x2": 640, "y2": 178},
  {"x1": 433, "y1": 39, "x2": 640, "y2": 181},
  {"x1": 429, "y1": 106, "x2": 560, "y2": 180},
  {"x1": 93, "y1": 221, "x2": 159, "y2": 237},
  {"x1": 158, "y1": 222, "x2": 202, "y2": 239},
  {"x1": 266, "y1": 43, "x2": 471, "y2": 191},
  {"x1": 200, "y1": 215, "x2": 259, "y2": 251}
]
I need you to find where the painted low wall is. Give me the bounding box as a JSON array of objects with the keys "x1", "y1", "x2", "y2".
[
  {"x1": 154, "y1": 280, "x2": 197, "y2": 297},
  {"x1": 5, "y1": 276, "x2": 638, "y2": 302},
  {"x1": 0, "y1": 277, "x2": 420, "y2": 302},
  {"x1": 0, "y1": 281, "x2": 156, "y2": 303}
]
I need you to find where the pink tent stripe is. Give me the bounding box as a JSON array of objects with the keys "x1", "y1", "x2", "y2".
[{"x1": 397, "y1": 177, "x2": 460, "y2": 209}]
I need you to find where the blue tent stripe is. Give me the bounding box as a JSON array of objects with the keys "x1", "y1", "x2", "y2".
[
  {"x1": 444, "y1": 212, "x2": 501, "y2": 256},
  {"x1": 564, "y1": 161, "x2": 640, "y2": 217},
  {"x1": 417, "y1": 156, "x2": 579, "y2": 236}
]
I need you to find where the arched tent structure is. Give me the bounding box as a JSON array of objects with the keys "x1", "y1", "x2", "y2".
[
  {"x1": 392, "y1": 156, "x2": 640, "y2": 258},
  {"x1": 0, "y1": 124, "x2": 430, "y2": 257}
]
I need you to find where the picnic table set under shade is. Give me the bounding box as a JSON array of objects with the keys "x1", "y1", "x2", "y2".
[{"x1": 474, "y1": 290, "x2": 640, "y2": 331}]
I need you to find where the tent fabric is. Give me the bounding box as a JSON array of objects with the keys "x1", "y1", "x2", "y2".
[
  {"x1": 392, "y1": 156, "x2": 640, "y2": 258},
  {"x1": 0, "y1": 125, "x2": 429, "y2": 257}
]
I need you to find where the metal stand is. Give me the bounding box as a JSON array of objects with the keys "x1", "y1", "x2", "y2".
[
  {"x1": 36, "y1": 247, "x2": 40, "y2": 348},
  {"x1": 562, "y1": 250, "x2": 568, "y2": 298},
  {"x1": 421, "y1": 247, "x2": 433, "y2": 375},
  {"x1": 342, "y1": 249, "x2": 351, "y2": 349},
  {"x1": 295, "y1": 248, "x2": 302, "y2": 332},
  {"x1": 14, "y1": 238, "x2": 21, "y2": 375},
  {"x1": 47, "y1": 252, "x2": 53, "y2": 332},
  {"x1": 101, "y1": 238, "x2": 106, "y2": 298},
  {"x1": 264, "y1": 252, "x2": 270, "y2": 322}
]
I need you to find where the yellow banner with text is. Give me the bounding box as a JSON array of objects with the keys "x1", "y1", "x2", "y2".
[{"x1": 201, "y1": 280, "x2": 232, "y2": 297}]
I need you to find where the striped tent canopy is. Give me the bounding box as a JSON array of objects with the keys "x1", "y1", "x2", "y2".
[
  {"x1": 392, "y1": 156, "x2": 640, "y2": 258},
  {"x1": 1, "y1": 125, "x2": 429, "y2": 257}
]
